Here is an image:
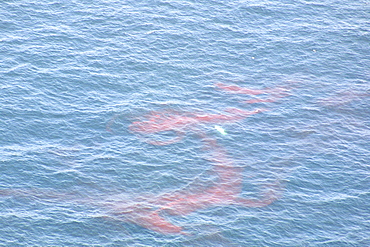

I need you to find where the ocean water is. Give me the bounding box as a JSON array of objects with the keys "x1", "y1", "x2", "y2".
[{"x1": 1, "y1": 0, "x2": 369, "y2": 246}]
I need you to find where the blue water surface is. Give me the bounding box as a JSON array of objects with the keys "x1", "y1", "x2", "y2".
[{"x1": 1, "y1": 0, "x2": 369, "y2": 246}]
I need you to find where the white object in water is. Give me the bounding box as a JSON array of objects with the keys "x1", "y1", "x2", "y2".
[{"x1": 214, "y1": 125, "x2": 227, "y2": 135}]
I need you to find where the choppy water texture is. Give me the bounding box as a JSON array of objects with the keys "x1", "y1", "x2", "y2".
[{"x1": 1, "y1": 0, "x2": 369, "y2": 246}]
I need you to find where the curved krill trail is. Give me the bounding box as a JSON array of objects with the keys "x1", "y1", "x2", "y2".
[{"x1": 120, "y1": 82, "x2": 288, "y2": 233}]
